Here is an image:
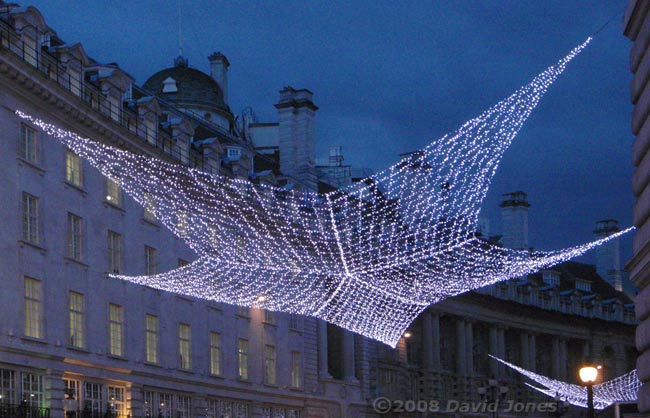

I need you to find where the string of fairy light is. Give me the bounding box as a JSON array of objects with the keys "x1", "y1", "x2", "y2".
[
  {"x1": 490, "y1": 356, "x2": 640, "y2": 409},
  {"x1": 15, "y1": 36, "x2": 632, "y2": 347}
]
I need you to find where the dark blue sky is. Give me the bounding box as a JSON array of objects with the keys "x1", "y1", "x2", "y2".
[{"x1": 26, "y1": 1, "x2": 634, "y2": 261}]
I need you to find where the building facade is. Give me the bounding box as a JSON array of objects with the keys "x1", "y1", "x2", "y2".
[
  {"x1": 0, "y1": 3, "x2": 638, "y2": 418},
  {"x1": 625, "y1": 0, "x2": 650, "y2": 413}
]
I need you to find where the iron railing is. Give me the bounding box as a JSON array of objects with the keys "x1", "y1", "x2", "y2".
[{"x1": 0, "y1": 403, "x2": 50, "y2": 418}]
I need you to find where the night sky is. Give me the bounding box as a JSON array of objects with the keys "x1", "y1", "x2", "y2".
[{"x1": 23, "y1": 1, "x2": 634, "y2": 262}]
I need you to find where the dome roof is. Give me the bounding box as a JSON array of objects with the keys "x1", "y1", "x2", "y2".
[{"x1": 143, "y1": 58, "x2": 230, "y2": 115}]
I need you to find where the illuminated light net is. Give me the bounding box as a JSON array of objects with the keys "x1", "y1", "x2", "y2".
[
  {"x1": 490, "y1": 356, "x2": 640, "y2": 409},
  {"x1": 16, "y1": 37, "x2": 633, "y2": 347}
]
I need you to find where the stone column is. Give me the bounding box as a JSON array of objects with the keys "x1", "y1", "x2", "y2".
[
  {"x1": 318, "y1": 320, "x2": 332, "y2": 378},
  {"x1": 45, "y1": 370, "x2": 65, "y2": 418},
  {"x1": 422, "y1": 311, "x2": 434, "y2": 370},
  {"x1": 552, "y1": 337, "x2": 560, "y2": 377},
  {"x1": 497, "y1": 327, "x2": 506, "y2": 377},
  {"x1": 529, "y1": 334, "x2": 537, "y2": 372},
  {"x1": 465, "y1": 321, "x2": 474, "y2": 375},
  {"x1": 432, "y1": 313, "x2": 441, "y2": 370},
  {"x1": 456, "y1": 319, "x2": 467, "y2": 376},
  {"x1": 559, "y1": 338, "x2": 568, "y2": 380},
  {"x1": 342, "y1": 330, "x2": 357, "y2": 381},
  {"x1": 520, "y1": 332, "x2": 530, "y2": 369},
  {"x1": 127, "y1": 383, "x2": 143, "y2": 418},
  {"x1": 489, "y1": 325, "x2": 499, "y2": 377}
]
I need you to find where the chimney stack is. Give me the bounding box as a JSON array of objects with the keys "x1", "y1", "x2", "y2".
[
  {"x1": 275, "y1": 86, "x2": 318, "y2": 191},
  {"x1": 500, "y1": 191, "x2": 530, "y2": 250},
  {"x1": 208, "y1": 52, "x2": 229, "y2": 104},
  {"x1": 594, "y1": 219, "x2": 622, "y2": 291}
]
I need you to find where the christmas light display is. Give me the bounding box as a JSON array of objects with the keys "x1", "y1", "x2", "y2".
[
  {"x1": 490, "y1": 356, "x2": 640, "y2": 409},
  {"x1": 15, "y1": 37, "x2": 632, "y2": 347}
]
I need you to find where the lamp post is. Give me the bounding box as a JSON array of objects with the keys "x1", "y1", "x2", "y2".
[{"x1": 579, "y1": 365, "x2": 598, "y2": 418}]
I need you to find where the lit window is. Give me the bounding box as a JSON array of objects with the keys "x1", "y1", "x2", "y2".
[
  {"x1": 209, "y1": 332, "x2": 222, "y2": 376},
  {"x1": 65, "y1": 151, "x2": 83, "y2": 187},
  {"x1": 67, "y1": 213, "x2": 83, "y2": 260},
  {"x1": 109, "y1": 304, "x2": 124, "y2": 356},
  {"x1": 108, "y1": 231, "x2": 121, "y2": 274},
  {"x1": 24, "y1": 277, "x2": 43, "y2": 339},
  {"x1": 21, "y1": 192, "x2": 40, "y2": 244},
  {"x1": 106, "y1": 178, "x2": 122, "y2": 206},
  {"x1": 291, "y1": 351, "x2": 302, "y2": 388},
  {"x1": 145, "y1": 246, "x2": 157, "y2": 275},
  {"x1": 179, "y1": 323, "x2": 191, "y2": 370},
  {"x1": 238, "y1": 339, "x2": 249, "y2": 380},
  {"x1": 145, "y1": 314, "x2": 158, "y2": 364},
  {"x1": 63, "y1": 379, "x2": 79, "y2": 415},
  {"x1": 142, "y1": 391, "x2": 154, "y2": 417},
  {"x1": 107, "y1": 386, "x2": 125, "y2": 416},
  {"x1": 143, "y1": 193, "x2": 157, "y2": 221},
  {"x1": 264, "y1": 345, "x2": 276, "y2": 385},
  {"x1": 20, "y1": 123, "x2": 39, "y2": 163},
  {"x1": 69, "y1": 291, "x2": 85, "y2": 348}
]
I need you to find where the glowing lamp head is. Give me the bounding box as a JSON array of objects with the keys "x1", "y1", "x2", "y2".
[
  {"x1": 403, "y1": 332, "x2": 412, "y2": 338},
  {"x1": 579, "y1": 366, "x2": 598, "y2": 384}
]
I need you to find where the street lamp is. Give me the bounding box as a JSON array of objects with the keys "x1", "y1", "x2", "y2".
[{"x1": 579, "y1": 365, "x2": 598, "y2": 418}]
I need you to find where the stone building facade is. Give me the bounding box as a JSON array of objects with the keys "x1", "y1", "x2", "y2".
[
  {"x1": 0, "y1": 3, "x2": 638, "y2": 418},
  {"x1": 625, "y1": 0, "x2": 650, "y2": 413}
]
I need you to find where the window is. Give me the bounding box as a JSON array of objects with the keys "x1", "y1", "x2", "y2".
[
  {"x1": 24, "y1": 277, "x2": 43, "y2": 339},
  {"x1": 106, "y1": 178, "x2": 121, "y2": 206},
  {"x1": 178, "y1": 259, "x2": 189, "y2": 267},
  {"x1": 227, "y1": 147, "x2": 241, "y2": 160},
  {"x1": 179, "y1": 323, "x2": 191, "y2": 370},
  {"x1": 21, "y1": 193, "x2": 40, "y2": 244},
  {"x1": 145, "y1": 246, "x2": 157, "y2": 275},
  {"x1": 177, "y1": 396, "x2": 191, "y2": 418},
  {"x1": 20, "y1": 123, "x2": 39, "y2": 163},
  {"x1": 108, "y1": 386, "x2": 125, "y2": 416},
  {"x1": 69, "y1": 291, "x2": 85, "y2": 348},
  {"x1": 108, "y1": 231, "x2": 121, "y2": 274},
  {"x1": 21, "y1": 373, "x2": 42, "y2": 408},
  {"x1": 145, "y1": 118, "x2": 156, "y2": 145},
  {"x1": 145, "y1": 314, "x2": 159, "y2": 364},
  {"x1": 159, "y1": 393, "x2": 172, "y2": 418},
  {"x1": 143, "y1": 193, "x2": 156, "y2": 221},
  {"x1": 542, "y1": 271, "x2": 560, "y2": 287},
  {"x1": 238, "y1": 339, "x2": 249, "y2": 380},
  {"x1": 67, "y1": 213, "x2": 83, "y2": 260},
  {"x1": 210, "y1": 332, "x2": 222, "y2": 376},
  {"x1": 263, "y1": 310, "x2": 276, "y2": 325},
  {"x1": 63, "y1": 379, "x2": 79, "y2": 412},
  {"x1": 264, "y1": 345, "x2": 276, "y2": 385},
  {"x1": 289, "y1": 314, "x2": 301, "y2": 331},
  {"x1": 83, "y1": 382, "x2": 102, "y2": 418},
  {"x1": 143, "y1": 391, "x2": 154, "y2": 417},
  {"x1": 291, "y1": 351, "x2": 302, "y2": 388},
  {"x1": 107, "y1": 94, "x2": 120, "y2": 122},
  {"x1": 576, "y1": 279, "x2": 592, "y2": 292},
  {"x1": 66, "y1": 151, "x2": 83, "y2": 187},
  {"x1": 0, "y1": 369, "x2": 16, "y2": 404},
  {"x1": 237, "y1": 306, "x2": 249, "y2": 317},
  {"x1": 109, "y1": 304, "x2": 124, "y2": 356}
]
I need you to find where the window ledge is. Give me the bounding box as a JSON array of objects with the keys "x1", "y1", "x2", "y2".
[
  {"x1": 176, "y1": 368, "x2": 194, "y2": 374},
  {"x1": 141, "y1": 218, "x2": 160, "y2": 228},
  {"x1": 236, "y1": 378, "x2": 252, "y2": 384},
  {"x1": 289, "y1": 328, "x2": 303, "y2": 335},
  {"x1": 64, "y1": 257, "x2": 89, "y2": 268},
  {"x1": 208, "y1": 373, "x2": 225, "y2": 380},
  {"x1": 236, "y1": 314, "x2": 251, "y2": 320},
  {"x1": 63, "y1": 181, "x2": 87, "y2": 197},
  {"x1": 288, "y1": 386, "x2": 303, "y2": 392},
  {"x1": 262, "y1": 321, "x2": 277, "y2": 327},
  {"x1": 16, "y1": 157, "x2": 45, "y2": 174},
  {"x1": 103, "y1": 201, "x2": 125, "y2": 213},
  {"x1": 143, "y1": 361, "x2": 162, "y2": 368},
  {"x1": 66, "y1": 345, "x2": 90, "y2": 353},
  {"x1": 107, "y1": 354, "x2": 128, "y2": 362},
  {"x1": 18, "y1": 240, "x2": 47, "y2": 254},
  {"x1": 263, "y1": 383, "x2": 279, "y2": 389},
  {"x1": 21, "y1": 336, "x2": 47, "y2": 345}
]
